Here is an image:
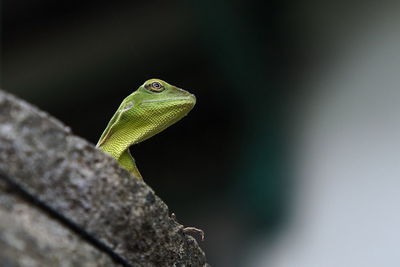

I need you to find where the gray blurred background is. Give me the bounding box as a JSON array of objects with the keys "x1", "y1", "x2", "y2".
[{"x1": 2, "y1": 1, "x2": 400, "y2": 266}]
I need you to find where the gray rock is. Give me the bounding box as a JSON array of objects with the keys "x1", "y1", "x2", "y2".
[
  {"x1": 0, "y1": 182, "x2": 118, "y2": 267},
  {"x1": 0, "y1": 90, "x2": 208, "y2": 267}
]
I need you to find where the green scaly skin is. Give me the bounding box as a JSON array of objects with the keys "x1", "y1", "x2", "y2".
[{"x1": 96, "y1": 79, "x2": 196, "y2": 180}]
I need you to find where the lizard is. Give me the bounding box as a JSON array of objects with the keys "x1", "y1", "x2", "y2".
[
  {"x1": 96, "y1": 78, "x2": 196, "y2": 180},
  {"x1": 96, "y1": 78, "x2": 204, "y2": 240}
]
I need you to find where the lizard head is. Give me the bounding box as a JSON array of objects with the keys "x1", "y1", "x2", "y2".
[
  {"x1": 138, "y1": 78, "x2": 196, "y2": 109},
  {"x1": 118, "y1": 78, "x2": 196, "y2": 144},
  {"x1": 97, "y1": 78, "x2": 196, "y2": 168},
  {"x1": 135, "y1": 78, "x2": 196, "y2": 119}
]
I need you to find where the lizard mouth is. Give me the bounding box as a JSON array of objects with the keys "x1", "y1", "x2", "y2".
[{"x1": 140, "y1": 95, "x2": 196, "y2": 105}]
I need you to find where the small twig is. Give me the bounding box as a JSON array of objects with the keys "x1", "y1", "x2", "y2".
[
  {"x1": 183, "y1": 227, "x2": 205, "y2": 241},
  {"x1": 171, "y1": 213, "x2": 205, "y2": 241}
]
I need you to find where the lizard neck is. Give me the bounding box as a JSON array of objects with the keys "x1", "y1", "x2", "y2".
[{"x1": 97, "y1": 118, "x2": 165, "y2": 160}]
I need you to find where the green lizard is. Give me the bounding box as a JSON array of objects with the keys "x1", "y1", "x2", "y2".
[
  {"x1": 96, "y1": 78, "x2": 204, "y2": 240},
  {"x1": 96, "y1": 78, "x2": 196, "y2": 180}
]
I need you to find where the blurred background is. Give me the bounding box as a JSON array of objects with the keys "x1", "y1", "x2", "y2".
[{"x1": 2, "y1": 0, "x2": 400, "y2": 266}]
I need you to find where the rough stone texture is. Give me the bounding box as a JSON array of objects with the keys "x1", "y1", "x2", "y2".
[
  {"x1": 0, "y1": 181, "x2": 117, "y2": 267},
  {"x1": 0, "y1": 90, "x2": 208, "y2": 266}
]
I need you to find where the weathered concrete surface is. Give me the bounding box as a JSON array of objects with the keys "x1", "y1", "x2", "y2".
[
  {"x1": 0, "y1": 90, "x2": 208, "y2": 266},
  {"x1": 0, "y1": 181, "x2": 117, "y2": 267}
]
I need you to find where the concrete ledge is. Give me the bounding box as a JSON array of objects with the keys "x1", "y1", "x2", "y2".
[{"x1": 0, "y1": 90, "x2": 208, "y2": 266}]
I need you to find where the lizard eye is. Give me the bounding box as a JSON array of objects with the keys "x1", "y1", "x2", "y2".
[{"x1": 145, "y1": 81, "x2": 165, "y2": 92}]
